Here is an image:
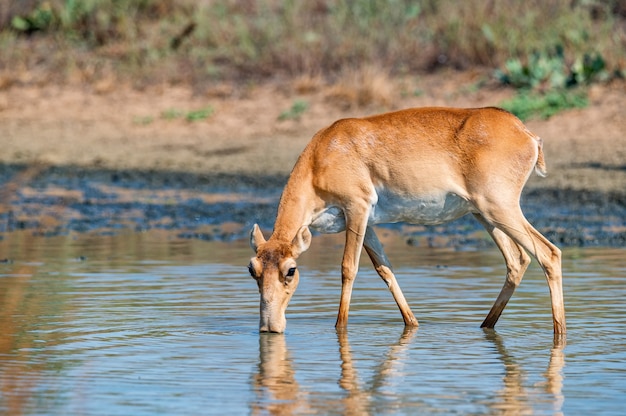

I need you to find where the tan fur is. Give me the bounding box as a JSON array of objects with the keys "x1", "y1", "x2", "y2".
[{"x1": 249, "y1": 106, "x2": 566, "y2": 335}]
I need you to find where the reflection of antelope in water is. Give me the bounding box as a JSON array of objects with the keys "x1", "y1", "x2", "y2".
[
  {"x1": 251, "y1": 334, "x2": 310, "y2": 415},
  {"x1": 483, "y1": 330, "x2": 565, "y2": 415},
  {"x1": 1, "y1": 163, "x2": 80, "y2": 413},
  {"x1": 251, "y1": 329, "x2": 416, "y2": 416},
  {"x1": 0, "y1": 232, "x2": 51, "y2": 414},
  {"x1": 337, "y1": 327, "x2": 417, "y2": 415},
  {"x1": 251, "y1": 329, "x2": 565, "y2": 414}
]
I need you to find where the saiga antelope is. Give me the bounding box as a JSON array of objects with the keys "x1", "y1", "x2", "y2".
[{"x1": 248, "y1": 107, "x2": 566, "y2": 335}]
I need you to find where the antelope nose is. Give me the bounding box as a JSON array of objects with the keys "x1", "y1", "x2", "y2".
[
  {"x1": 259, "y1": 321, "x2": 286, "y2": 333},
  {"x1": 259, "y1": 326, "x2": 285, "y2": 334}
]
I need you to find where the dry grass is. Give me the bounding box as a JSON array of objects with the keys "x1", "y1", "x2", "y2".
[
  {"x1": 324, "y1": 66, "x2": 397, "y2": 110},
  {"x1": 0, "y1": 0, "x2": 624, "y2": 99}
]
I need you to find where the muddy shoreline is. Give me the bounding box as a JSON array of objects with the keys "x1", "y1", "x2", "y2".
[
  {"x1": 2, "y1": 78, "x2": 625, "y2": 248},
  {"x1": 1, "y1": 163, "x2": 624, "y2": 248}
]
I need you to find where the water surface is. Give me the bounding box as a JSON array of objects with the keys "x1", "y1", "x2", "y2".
[{"x1": 1, "y1": 231, "x2": 625, "y2": 415}]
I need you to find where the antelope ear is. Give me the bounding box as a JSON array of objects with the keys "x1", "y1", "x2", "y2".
[
  {"x1": 250, "y1": 224, "x2": 266, "y2": 252},
  {"x1": 291, "y1": 226, "x2": 312, "y2": 257}
]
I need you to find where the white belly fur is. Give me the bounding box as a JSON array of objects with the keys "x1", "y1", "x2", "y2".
[
  {"x1": 372, "y1": 189, "x2": 474, "y2": 225},
  {"x1": 310, "y1": 206, "x2": 346, "y2": 233},
  {"x1": 309, "y1": 189, "x2": 474, "y2": 233}
]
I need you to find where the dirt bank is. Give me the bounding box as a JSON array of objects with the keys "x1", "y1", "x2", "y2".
[
  {"x1": 0, "y1": 71, "x2": 625, "y2": 246},
  {"x1": 2, "y1": 71, "x2": 625, "y2": 191}
]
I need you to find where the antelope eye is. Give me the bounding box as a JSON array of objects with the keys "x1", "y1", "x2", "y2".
[
  {"x1": 286, "y1": 267, "x2": 297, "y2": 277},
  {"x1": 248, "y1": 264, "x2": 257, "y2": 278}
]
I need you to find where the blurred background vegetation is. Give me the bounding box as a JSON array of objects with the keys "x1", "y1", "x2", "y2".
[{"x1": 0, "y1": 0, "x2": 624, "y2": 117}]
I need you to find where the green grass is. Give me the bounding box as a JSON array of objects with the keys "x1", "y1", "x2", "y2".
[
  {"x1": 161, "y1": 108, "x2": 184, "y2": 120},
  {"x1": 132, "y1": 115, "x2": 154, "y2": 125},
  {"x1": 278, "y1": 100, "x2": 309, "y2": 121},
  {"x1": 185, "y1": 106, "x2": 214, "y2": 122}
]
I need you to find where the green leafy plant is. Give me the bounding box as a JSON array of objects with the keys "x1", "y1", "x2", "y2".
[
  {"x1": 11, "y1": 3, "x2": 54, "y2": 33},
  {"x1": 133, "y1": 115, "x2": 154, "y2": 125},
  {"x1": 185, "y1": 106, "x2": 214, "y2": 122},
  {"x1": 500, "y1": 89, "x2": 588, "y2": 121},
  {"x1": 496, "y1": 48, "x2": 568, "y2": 90},
  {"x1": 569, "y1": 53, "x2": 608, "y2": 85},
  {"x1": 161, "y1": 108, "x2": 184, "y2": 120},
  {"x1": 495, "y1": 46, "x2": 610, "y2": 119},
  {"x1": 159, "y1": 107, "x2": 214, "y2": 122},
  {"x1": 496, "y1": 48, "x2": 609, "y2": 90},
  {"x1": 278, "y1": 100, "x2": 309, "y2": 121}
]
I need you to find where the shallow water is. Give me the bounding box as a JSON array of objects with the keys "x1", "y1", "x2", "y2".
[{"x1": 1, "y1": 231, "x2": 625, "y2": 415}]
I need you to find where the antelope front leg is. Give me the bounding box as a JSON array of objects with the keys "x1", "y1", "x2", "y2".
[
  {"x1": 336, "y1": 208, "x2": 369, "y2": 329},
  {"x1": 363, "y1": 227, "x2": 418, "y2": 327}
]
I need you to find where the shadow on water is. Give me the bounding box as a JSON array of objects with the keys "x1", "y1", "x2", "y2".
[{"x1": 252, "y1": 327, "x2": 567, "y2": 415}]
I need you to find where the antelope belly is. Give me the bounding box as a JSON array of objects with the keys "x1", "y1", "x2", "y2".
[
  {"x1": 370, "y1": 190, "x2": 473, "y2": 226},
  {"x1": 310, "y1": 206, "x2": 346, "y2": 233}
]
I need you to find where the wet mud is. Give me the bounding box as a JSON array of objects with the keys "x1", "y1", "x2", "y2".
[{"x1": 0, "y1": 163, "x2": 624, "y2": 248}]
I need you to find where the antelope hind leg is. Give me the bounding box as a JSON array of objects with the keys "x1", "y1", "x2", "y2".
[
  {"x1": 474, "y1": 214, "x2": 531, "y2": 328},
  {"x1": 476, "y1": 205, "x2": 566, "y2": 334}
]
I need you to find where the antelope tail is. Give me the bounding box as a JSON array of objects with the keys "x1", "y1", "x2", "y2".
[{"x1": 535, "y1": 136, "x2": 547, "y2": 177}]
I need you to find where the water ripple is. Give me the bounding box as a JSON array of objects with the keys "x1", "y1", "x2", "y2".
[{"x1": 0, "y1": 235, "x2": 624, "y2": 415}]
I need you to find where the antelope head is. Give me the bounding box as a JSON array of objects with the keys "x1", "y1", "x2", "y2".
[{"x1": 248, "y1": 224, "x2": 312, "y2": 333}]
